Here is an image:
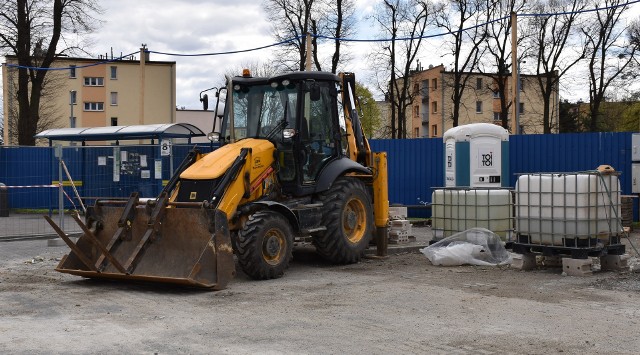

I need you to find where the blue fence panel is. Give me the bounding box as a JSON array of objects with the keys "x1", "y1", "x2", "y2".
[
  {"x1": 370, "y1": 138, "x2": 442, "y2": 217},
  {"x1": 370, "y1": 132, "x2": 635, "y2": 219},
  {"x1": 1, "y1": 133, "x2": 637, "y2": 219},
  {"x1": 509, "y1": 132, "x2": 632, "y2": 193},
  {"x1": 0, "y1": 146, "x2": 55, "y2": 209}
]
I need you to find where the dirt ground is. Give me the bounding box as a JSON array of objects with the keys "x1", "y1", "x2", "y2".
[{"x1": 1, "y1": 228, "x2": 639, "y2": 354}]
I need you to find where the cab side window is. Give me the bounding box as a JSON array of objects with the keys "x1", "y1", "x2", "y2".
[{"x1": 301, "y1": 82, "x2": 337, "y2": 182}]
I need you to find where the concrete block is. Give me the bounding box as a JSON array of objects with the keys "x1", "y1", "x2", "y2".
[
  {"x1": 389, "y1": 230, "x2": 409, "y2": 237},
  {"x1": 389, "y1": 225, "x2": 412, "y2": 235},
  {"x1": 562, "y1": 258, "x2": 593, "y2": 276},
  {"x1": 600, "y1": 254, "x2": 630, "y2": 271},
  {"x1": 389, "y1": 234, "x2": 410, "y2": 244},
  {"x1": 540, "y1": 256, "x2": 563, "y2": 267},
  {"x1": 511, "y1": 253, "x2": 537, "y2": 270},
  {"x1": 388, "y1": 206, "x2": 407, "y2": 220},
  {"x1": 390, "y1": 219, "x2": 412, "y2": 229}
]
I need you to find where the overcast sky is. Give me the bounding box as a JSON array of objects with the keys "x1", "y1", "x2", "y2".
[
  {"x1": 86, "y1": 0, "x2": 380, "y2": 109},
  {"x1": 2, "y1": 0, "x2": 640, "y2": 112}
]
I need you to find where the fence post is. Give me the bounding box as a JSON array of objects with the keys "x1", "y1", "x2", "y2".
[{"x1": 55, "y1": 145, "x2": 64, "y2": 230}]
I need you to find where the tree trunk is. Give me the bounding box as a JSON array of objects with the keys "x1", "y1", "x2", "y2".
[
  {"x1": 542, "y1": 87, "x2": 552, "y2": 134},
  {"x1": 330, "y1": 0, "x2": 342, "y2": 74}
]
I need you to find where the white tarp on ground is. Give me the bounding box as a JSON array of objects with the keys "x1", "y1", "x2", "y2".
[{"x1": 421, "y1": 228, "x2": 512, "y2": 266}]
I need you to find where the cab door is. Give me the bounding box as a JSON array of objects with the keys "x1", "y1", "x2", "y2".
[{"x1": 299, "y1": 81, "x2": 339, "y2": 184}]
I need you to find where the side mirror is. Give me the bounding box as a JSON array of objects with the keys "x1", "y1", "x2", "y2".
[
  {"x1": 310, "y1": 86, "x2": 321, "y2": 101},
  {"x1": 283, "y1": 128, "x2": 296, "y2": 141},
  {"x1": 207, "y1": 132, "x2": 220, "y2": 142},
  {"x1": 200, "y1": 93, "x2": 209, "y2": 111}
]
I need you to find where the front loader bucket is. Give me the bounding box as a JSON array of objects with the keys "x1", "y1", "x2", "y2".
[{"x1": 45, "y1": 198, "x2": 235, "y2": 290}]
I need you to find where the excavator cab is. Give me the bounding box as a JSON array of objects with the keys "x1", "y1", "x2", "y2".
[
  {"x1": 214, "y1": 72, "x2": 351, "y2": 196},
  {"x1": 50, "y1": 71, "x2": 388, "y2": 290}
]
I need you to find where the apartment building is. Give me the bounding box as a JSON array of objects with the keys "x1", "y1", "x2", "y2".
[
  {"x1": 405, "y1": 64, "x2": 559, "y2": 138},
  {"x1": 2, "y1": 48, "x2": 176, "y2": 145}
]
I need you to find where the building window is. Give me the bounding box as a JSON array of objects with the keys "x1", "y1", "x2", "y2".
[
  {"x1": 70, "y1": 116, "x2": 76, "y2": 128},
  {"x1": 476, "y1": 101, "x2": 483, "y2": 113},
  {"x1": 84, "y1": 77, "x2": 104, "y2": 86},
  {"x1": 476, "y1": 77, "x2": 483, "y2": 90},
  {"x1": 110, "y1": 92, "x2": 118, "y2": 106},
  {"x1": 432, "y1": 125, "x2": 438, "y2": 136},
  {"x1": 414, "y1": 106, "x2": 419, "y2": 117},
  {"x1": 111, "y1": 117, "x2": 118, "y2": 126},
  {"x1": 84, "y1": 102, "x2": 104, "y2": 111},
  {"x1": 432, "y1": 78, "x2": 438, "y2": 90},
  {"x1": 519, "y1": 102, "x2": 525, "y2": 114},
  {"x1": 432, "y1": 101, "x2": 438, "y2": 113},
  {"x1": 414, "y1": 127, "x2": 419, "y2": 138},
  {"x1": 413, "y1": 83, "x2": 419, "y2": 95},
  {"x1": 519, "y1": 79, "x2": 524, "y2": 91},
  {"x1": 110, "y1": 66, "x2": 117, "y2": 80},
  {"x1": 70, "y1": 91, "x2": 77, "y2": 105},
  {"x1": 493, "y1": 90, "x2": 500, "y2": 98},
  {"x1": 69, "y1": 65, "x2": 76, "y2": 78},
  {"x1": 493, "y1": 112, "x2": 500, "y2": 121}
]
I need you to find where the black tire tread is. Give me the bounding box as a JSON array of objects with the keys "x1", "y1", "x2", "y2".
[
  {"x1": 235, "y1": 210, "x2": 293, "y2": 280},
  {"x1": 313, "y1": 177, "x2": 373, "y2": 264}
]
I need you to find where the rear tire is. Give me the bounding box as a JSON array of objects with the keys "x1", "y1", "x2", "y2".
[
  {"x1": 236, "y1": 210, "x2": 294, "y2": 280},
  {"x1": 314, "y1": 177, "x2": 373, "y2": 264}
]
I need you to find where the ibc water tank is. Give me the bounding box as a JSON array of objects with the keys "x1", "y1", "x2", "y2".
[{"x1": 443, "y1": 123, "x2": 509, "y2": 188}]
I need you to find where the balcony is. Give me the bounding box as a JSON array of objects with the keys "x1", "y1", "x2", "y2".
[{"x1": 421, "y1": 113, "x2": 429, "y2": 125}]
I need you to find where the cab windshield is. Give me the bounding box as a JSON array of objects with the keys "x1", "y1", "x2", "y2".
[{"x1": 226, "y1": 82, "x2": 298, "y2": 140}]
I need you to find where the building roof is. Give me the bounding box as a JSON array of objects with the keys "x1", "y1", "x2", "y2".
[
  {"x1": 3, "y1": 54, "x2": 176, "y2": 65},
  {"x1": 35, "y1": 123, "x2": 205, "y2": 142}
]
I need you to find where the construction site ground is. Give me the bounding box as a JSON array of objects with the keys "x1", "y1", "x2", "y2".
[{"x1": 1, "y1": 226, "x2": 639, "y2": 354}]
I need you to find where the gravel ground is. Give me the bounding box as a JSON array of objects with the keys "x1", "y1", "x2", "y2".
[{"x1": 1, "y1": 228, "x2": 639, "y2": 354}]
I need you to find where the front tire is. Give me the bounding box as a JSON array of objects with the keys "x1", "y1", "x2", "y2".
[
  {"x1": 236, "y1": 211, "x2": 294, "y2": 280},
  {"x1": 314, "y1": 177, "x2": 373, "y2": 264}
]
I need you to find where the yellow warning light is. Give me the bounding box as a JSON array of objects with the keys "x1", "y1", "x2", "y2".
[{"x1": 242, "y1": 69, "x2": 251, "y2": 77}]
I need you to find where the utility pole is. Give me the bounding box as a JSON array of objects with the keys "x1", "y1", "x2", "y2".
[
  {"x1": 511, "y1": 12, "x2": 519, "y2": 134},
  {"x1": 305, "y1": 33, "x2": 312, "y2": 71}
]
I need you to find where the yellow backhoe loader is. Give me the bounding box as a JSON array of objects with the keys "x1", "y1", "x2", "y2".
[{"x1": 46, "y1": 71, "x2": 389, "y2": 290}]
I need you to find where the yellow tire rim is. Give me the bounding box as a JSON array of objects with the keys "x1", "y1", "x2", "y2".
[
  {"x1": 343, "y1": 197, "x2": 367, "y2": 244},
  {"x1": 262, "y1": 228, "x2": 286, "y2": 265}
]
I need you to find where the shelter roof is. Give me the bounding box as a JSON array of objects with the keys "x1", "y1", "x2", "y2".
[{"x1": 35, "y1": 123, "x2": 205, "y2": 142}]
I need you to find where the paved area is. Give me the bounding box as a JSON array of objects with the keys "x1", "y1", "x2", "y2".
[
  {"x1": 0, "y1": 213, "x2": 81, "y2": 240},
  {"x1": 1, "y1": 228, "x2": 639, "y2": 354}
]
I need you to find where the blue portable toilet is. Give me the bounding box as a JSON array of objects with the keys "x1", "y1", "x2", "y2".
[{"x1": 443, "y1": 123, "x2": 509, "y2": 188}]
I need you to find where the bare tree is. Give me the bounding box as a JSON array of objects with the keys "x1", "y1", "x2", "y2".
[
  {"x1": 316, "y1": 0, "x2": 356, "y2": 73},
  {"x1": 478, "y1": 0, "x2": 529, "y2": 131},
  {"x1": 370, "y1": 0, "x2": 431, "y2": 139},
  {"x1": 435, "y1": 0, "x2": 490, "y2": 128},
  {"x1": 525, "y1": 0, "x2": 587, "y2": 134},
  {"x1": 0, "y1": 0, "x2": 101, "y2": 145},
  {"x1": 3, "y1": 52, "x2": 68, "y2": 145},
  {"x1": 263, "y1": 0, "x2": 355, "y2": 73},
  {"x1": 582, "y1": 0, "x2": 639, "y2": 132},
  {"x1": 264, "y1": 0, "x2": 315, "y2": 72}
]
